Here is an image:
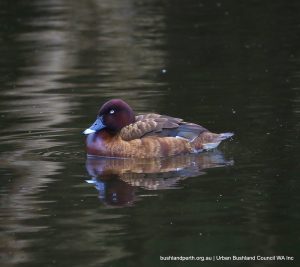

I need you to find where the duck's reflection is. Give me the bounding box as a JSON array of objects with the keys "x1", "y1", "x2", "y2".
[{"x1": 86, "y1": 150, "x2": 233, "y2": 206}]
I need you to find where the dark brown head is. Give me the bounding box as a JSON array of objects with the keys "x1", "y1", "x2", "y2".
[{"x1": 83, "y1": 99, "x2": 135, "y2": 134}]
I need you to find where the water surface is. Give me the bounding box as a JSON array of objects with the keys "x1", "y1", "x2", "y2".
[{"x1": 0, "y1": 1, "x2": 299, "y2": 267}]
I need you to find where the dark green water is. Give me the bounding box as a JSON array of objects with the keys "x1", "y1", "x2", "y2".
[{"x1": 0, "y1": 1, "x2": 299, "y2": 267}]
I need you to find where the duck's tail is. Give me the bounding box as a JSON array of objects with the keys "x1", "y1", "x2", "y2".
[{"x1": 192, "y1": 132, "x2": 234, "y2": 152}]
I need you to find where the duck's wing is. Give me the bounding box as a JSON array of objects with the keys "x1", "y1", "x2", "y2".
[{"x1": 120, "y1": 113, "x2": 208, "y2": 141}]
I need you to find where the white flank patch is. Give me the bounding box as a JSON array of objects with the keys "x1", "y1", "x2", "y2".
[{"x1": 202, "y1": 141, "x2": 221, "y2": 150}]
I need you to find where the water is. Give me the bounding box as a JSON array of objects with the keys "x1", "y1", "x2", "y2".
[{"x1": 0, "y1": 1, "x2": 299, "y2": 266}]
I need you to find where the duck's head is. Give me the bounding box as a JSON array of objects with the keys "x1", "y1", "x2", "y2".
[{"x1": 83, "y1": 99, "x2": 135, "y2": 135}]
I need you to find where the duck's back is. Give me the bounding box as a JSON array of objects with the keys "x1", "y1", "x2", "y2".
[{"x1": 120, "y1": 113, "x2": 208, "y2": 142}]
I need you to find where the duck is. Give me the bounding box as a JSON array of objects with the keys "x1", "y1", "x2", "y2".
[{"x1": 83, "y1": 99, "x2": 233, "y2": 158}]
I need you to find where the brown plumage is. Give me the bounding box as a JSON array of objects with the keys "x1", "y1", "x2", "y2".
[
  {"x1": 120, "y1": 114, "x2": 181, "y2": 141},
  {"x1": 84, "y1": 99, "x2": 234, "y2": 158}
]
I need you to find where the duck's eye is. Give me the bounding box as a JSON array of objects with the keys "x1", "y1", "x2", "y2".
[{"x1": 109, "y1": 109, "x2": 115, "y2": 115}]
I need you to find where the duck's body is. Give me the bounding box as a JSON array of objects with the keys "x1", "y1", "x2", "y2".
[{"x1": 84, "y1": 99, "x2": 233, "y2": 158}]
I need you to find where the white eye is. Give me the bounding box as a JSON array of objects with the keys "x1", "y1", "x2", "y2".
[{"x1": 109, "y1": 109, "x2": 115, "y2": 114}]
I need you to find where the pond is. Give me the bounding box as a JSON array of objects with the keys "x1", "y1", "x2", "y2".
[{"x1": 0, "y1": 1, "x2": 299, "y2": 267}]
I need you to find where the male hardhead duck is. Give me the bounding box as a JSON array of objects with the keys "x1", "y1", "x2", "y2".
[{"x1": 83, "y1": 99, "x2": 233, "y2": 158}]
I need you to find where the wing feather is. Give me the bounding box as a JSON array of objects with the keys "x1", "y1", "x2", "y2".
[{"x1": 120, "y1": 113, "x2": 208, "y2": 141}]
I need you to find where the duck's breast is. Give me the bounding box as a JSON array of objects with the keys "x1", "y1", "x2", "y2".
[{"x1": 86, "y1": 129, "x2": 196, "y2": 158}]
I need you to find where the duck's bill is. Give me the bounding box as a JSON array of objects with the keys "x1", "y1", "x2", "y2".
[
  {"x1": 83, "y1": 116, "x2": 106, "y2": 135},
  {"x1": 83, "y1": 128, "x2": 96, "y2": 135}
]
